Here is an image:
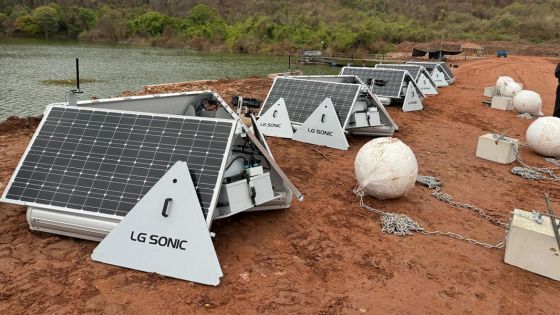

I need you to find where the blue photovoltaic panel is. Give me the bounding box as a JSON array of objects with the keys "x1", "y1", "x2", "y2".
[
  {"x1": 3, "y1": 106, "x2": 234, "y2": 217},
  {"x1": 261, "y1": 77, "x2": 360, "y2": 125}
]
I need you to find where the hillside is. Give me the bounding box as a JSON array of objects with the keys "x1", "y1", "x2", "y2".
[
  {"x1": 0, "y1": 1, "x2": 559, "y2": 53},
  {"x1": 2, "y1": 55, "x2": 560, "y2": 313}
]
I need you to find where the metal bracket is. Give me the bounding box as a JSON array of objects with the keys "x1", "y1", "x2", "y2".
[
  {"x1": 402, "y1": 81, "x2": 423, "y2": 112},
  {"x1": 416, "y1": 175, "x2": 442, "y2": 189},
  {"x1": 92, "y1": 161, "x2": 223, "y2": 286},
  {"x1": 256, "y1": 98, "x2": 294, "y2": 139},
  {"x1": 292, "y1": 98, "x2": 349, "y2": 150}
]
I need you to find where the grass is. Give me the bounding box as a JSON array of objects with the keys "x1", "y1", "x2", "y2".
[{"x1": 41, "y1": 78, "x2": 98, "y2": 86}]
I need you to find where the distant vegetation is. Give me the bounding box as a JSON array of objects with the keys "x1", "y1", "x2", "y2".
[{"x1": 0, "y1": 1, "x2": 559, "y2": 54}]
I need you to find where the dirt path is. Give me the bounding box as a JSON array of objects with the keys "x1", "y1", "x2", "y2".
[{"x1": 1, "y1": 56, "x2": 560, "y2": 314}]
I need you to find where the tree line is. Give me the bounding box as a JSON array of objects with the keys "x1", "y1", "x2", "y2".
[{"x1": 0, "y1": 1, "x2": 559, "y2": 54}]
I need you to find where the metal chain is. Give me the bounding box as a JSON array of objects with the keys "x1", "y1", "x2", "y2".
[
  {"x1": 544, "y1": 158, "x2": 560, "y2": 167},
  {"x1": 490, "y1": 133, "x2": 560, "y2": 181},
  {"x1": 354, "y1": 187, "x2": 506, "y2": 249},
  {"x1": 421, "y1": 230, "x2": 504, "y2": 249},
  {"x1": 511, "y1": 142, "x2": 560, "y2": 181},
  {"x1": 431, "y1": 187, "x2": 509, "y2": 229},
  {"x1": 516, "y1": 113, "x2": 533, "y2": 120}
]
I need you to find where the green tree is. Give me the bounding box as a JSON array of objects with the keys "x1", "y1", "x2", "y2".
[
  {"x1": 93, "y1": 7, "x2": 130, "y2": 41},
  {"x1": 178, "y1": 4, "x2": 227, "y2": 39},
  {"x1": 61, "y1": 6, "x2": 96, "y2": 38},
  {"x1": 32, "y1": 6, "x2": 60, "y2": 39},
  {"x1": 15, "y1": 14, "x2": 39, "y2": 35},
  {"x1": 0, "y1": 12, "x2": 7, "y2": 32},
  {"x1": 133, "y1": 11, "x2": 170, "y2": 36}
]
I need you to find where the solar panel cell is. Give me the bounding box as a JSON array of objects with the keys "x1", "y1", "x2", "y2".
[
  {"x1": 260, "y1": 77, "x2": 360, "y2": 126},
  {"x1": 407, "y1": 62, "x2": 454, "y2": 80},
  {"x1": 439, "y1": 63, "x2": 455, "y2": 79},
  {"x1": 341, "y1": 67, "x2": 406, "y2": 98},
  {"x1": 376, "y1": 64, "x2": 422, "y2": 80},
  {"x1": 4, "y1": 106, "x2": 234, "y2": 218}
]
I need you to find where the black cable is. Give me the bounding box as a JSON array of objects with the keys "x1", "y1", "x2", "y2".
[{"x1": 225, "y1": 155, "x2": 249, "y2": 171}]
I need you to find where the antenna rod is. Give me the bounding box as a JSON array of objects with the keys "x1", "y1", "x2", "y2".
[
  {"x1": 288, "y1": 54, "x2": 291, "y2": 71},
  {"x1": 75, "y1": 58, "x2": 80, "y2": 91}
]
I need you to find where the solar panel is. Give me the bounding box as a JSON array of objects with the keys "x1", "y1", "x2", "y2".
[
  {"x1": 3, "y1": 105, "x2": 235, "y2": 218},
  {"x1": 407, "y1": 62, "x2": 437, "y2": 72},
  {"x1": 375, "y1": 64, "x2": 422, "y2": 80},
  {"x1": 260, "y1": 77, "x2": 360, "y2": 126},
  {"x1": 407, "y1": 61, "x2": 454, "y2": 80},
  {"x1": 438, "y1": 63, "x2": 455, "y2": 80},
  {"x1": 341, "y1": 67, "x2": 406, "y2": 98}
]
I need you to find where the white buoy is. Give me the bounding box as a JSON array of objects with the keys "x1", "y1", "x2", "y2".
[
  {"x1": 513, "y1": 90, "x2": 543, "y2": 115},
  {"x1": 526, "y1": 117, "x2": 560, "y2": 157},
  {"x1": 354, "y1": 137, "x2": 418, "y2": 200},
  {"x1": 500, "y1": 81, "x2": 522, "y2": 97},
  {"x1": 496, "y1": 76, "x2": 514, "y2": 92}
]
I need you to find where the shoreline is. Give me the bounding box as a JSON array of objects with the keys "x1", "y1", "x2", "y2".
[{"x1": 3, "y1": 35, "x2": 560, "y2": 58}]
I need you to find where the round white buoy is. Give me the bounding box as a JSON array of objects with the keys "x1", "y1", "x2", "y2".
[
  {"x1": 526, "y1": 117, "x2": 560, "y2": 157},
  {"x1": 354, "y1": 138, "x2": 418, "y2": 200},
  {"x1": 513, "y1": 90, "x2": 542, "y2": 115},
  {"x1": 496, "y1": 76, "x2": 514, "y2": 92},
  {"x1": 500, "y1": 81, "x2": 522, "y2": 97}
]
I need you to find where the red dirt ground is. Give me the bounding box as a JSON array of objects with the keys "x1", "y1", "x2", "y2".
[{"x1": 2, "y1": 56, "x2": 560, "y2": 314}]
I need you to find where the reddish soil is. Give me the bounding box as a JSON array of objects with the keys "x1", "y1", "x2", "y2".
[{"x1": 1, "y1": 56, "x2": 560, "y2": 314}]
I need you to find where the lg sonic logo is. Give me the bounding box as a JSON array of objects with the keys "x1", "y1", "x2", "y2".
[
  {"x1": 260, "y1": 122, "x2": 281, "y2": 128},
  {"x1": 307, "y1": 128, "x2": 333, "y2": 136},
  {"x1": 130, "y1": 231, "x2": 188, "y2": 250}
]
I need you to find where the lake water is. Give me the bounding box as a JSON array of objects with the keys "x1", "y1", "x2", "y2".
[{"x1": 0, "y1": 38, "x2": 338, "y2": 121}]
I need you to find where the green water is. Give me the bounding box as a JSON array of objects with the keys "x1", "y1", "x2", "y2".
[{"x1": 0, "y1": 38, "x2": 339, "y2": 121}]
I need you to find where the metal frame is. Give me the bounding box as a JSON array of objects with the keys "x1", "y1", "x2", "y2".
[
  {"x1": 341, "y1": 67, "x2": 426, "y2": 100},
  {"x1": 375, "y1": 64, "x2": 438, "y2": 89},
  {"x1": 340, "y1": 67, "x2": 407, "y2": 99},
  {"x1": 1, "y1": 104, "x2": 237, "y2": 228},
  {"x1": 259, "y1": 76, "x2": 361, "y2": 130},
  {"x1": 417, "y1": 68, "x2": 439, "y2": 91},
  {"x1": 259, "y1": 75, "x2": 398, "y2": 138},
  {"x1": 78, "y1": 90, "x2": 241, "y2": 121},
  {"x1": 407, "y1": 61, "x2": 454, "y2": 83},
  {"x1": 375, "y1": 64, "x2": 420, "y2": 80}
]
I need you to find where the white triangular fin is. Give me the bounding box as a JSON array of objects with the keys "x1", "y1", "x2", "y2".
[
  {"x1": 418, "y1": 72, "x2": 438, "y2": 95},
  {"x1": 257, "y1": 98, "x2": 294, "y2": 138},
  {"x1": 402, "y1": 81, "x2": 423, "y2": 112},
  {"x1": 91, "y1": 161, "x2": 222, "y2": 286},
  {"x1": 292, "y1": 98, "x2": 349, "y2": 150},
  {"x1": 432, "y1": 68, "x2": 449, "y2": 87}
]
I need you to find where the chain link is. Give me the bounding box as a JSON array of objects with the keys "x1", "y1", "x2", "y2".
[
  {"x1": 431, "y1": 187, "x2": 509, "y2": 228},
  {"x1": 354, "y1": 187, "x2": 507, "y2": 249},
  {"x1": 544, "y1": 158, "x2": 560, "y2": 167},
  {"x1": 354, "y1": 133, "x2": 558, "y2": 250},
  {"x1": 491, "y1": 133, "x2": 560, "y2": 181},
  {"x1": 420, "y1": 230, "x2": 504, "y2": 249},
  {"x1": 516, "y1": 113, "x2": 533, "y2": 120}
]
